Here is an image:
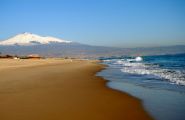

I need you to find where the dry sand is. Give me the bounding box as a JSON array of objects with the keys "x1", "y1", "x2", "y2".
[{"x1": 0, "y1": 59, "x2": 153, "y2": 120}]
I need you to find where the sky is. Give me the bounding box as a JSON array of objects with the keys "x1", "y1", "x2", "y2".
[{"x1": 0, "y1": 0, "x2": 185, "y2": 47}]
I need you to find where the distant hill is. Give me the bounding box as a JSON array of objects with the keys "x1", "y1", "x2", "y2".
[{"x1": 0, "y1": 33, "x2": 185, "y2": 58}]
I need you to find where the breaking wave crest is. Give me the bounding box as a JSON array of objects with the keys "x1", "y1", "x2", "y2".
[{"x1": 110, "y1": 59, "x2": 185, "y2": 86}]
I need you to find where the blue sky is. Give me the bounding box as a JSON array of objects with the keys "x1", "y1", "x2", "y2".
[{"x1": 0, "y1": 0, "x2": 185, "y2": 47}]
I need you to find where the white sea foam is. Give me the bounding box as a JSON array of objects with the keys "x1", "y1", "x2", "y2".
[
  {"x1": 103, "y1": 60, "x2": 111, "y2": 62},
  {"x1": 113, "y1": 59, "x2": 185, "y2": 86},
  {"x1": 135, "y1": 56, "x2": 143, "y2": 61}
]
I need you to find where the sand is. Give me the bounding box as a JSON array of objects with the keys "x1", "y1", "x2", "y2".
[{"x1": 0, "y1": 59, "x2": 153, "y2": 120}]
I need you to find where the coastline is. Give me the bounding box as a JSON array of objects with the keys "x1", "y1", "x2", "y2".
[
  {"x1": 98, "y1": 55, "x2": 185, "y2": 120},
  {"x1": 0, "y1": 59, "x2": 153, "y2": 120}
]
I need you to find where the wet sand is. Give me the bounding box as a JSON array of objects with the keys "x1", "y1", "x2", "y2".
[{"x1": 0, "y1": 59, "x2": 153, "y2": 120}]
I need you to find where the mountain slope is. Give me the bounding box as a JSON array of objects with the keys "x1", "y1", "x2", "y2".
[
  {"x1": 0, "y1": 33, "x2": 71, "y2": 45},
  {"x1": 0, "y1": 33, "x2": 185, "y2": 58}
]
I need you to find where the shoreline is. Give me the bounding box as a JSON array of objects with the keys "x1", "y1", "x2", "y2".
[
  {"x1": 96, "y1": 62, "x2": 154, "y2": 119},
  {"x1": 98, "y1": 56, "x2": 185, "y2": 120},
  {"x1": 0, "y1": 59, "x2": 153, "y2": 120}
]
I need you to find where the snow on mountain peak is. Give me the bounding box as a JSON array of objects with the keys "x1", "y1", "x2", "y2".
[{"x1": 0, "y1": 33, "x2": 72, "y2": 46}]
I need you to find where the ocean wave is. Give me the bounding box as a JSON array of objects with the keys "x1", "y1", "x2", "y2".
[{"x1": 113, "y1": 59, "x2": 185, "y2": 86}]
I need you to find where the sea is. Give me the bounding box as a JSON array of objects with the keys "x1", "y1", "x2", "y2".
[{"x1": 97, "y1": 53, "x2": 185, "y2": 120}]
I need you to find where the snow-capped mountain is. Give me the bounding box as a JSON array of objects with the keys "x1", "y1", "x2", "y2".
[
  {"x1": 0, "y1": 33, "x2": 184, "y2": 58},
  {"x1": 0, "y1": 32, "x2": 71, "y2": 46}
]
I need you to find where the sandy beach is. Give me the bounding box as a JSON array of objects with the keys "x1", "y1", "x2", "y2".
[{"x1": 0, "y1": 59, "x2": 153, "y2": 120}]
